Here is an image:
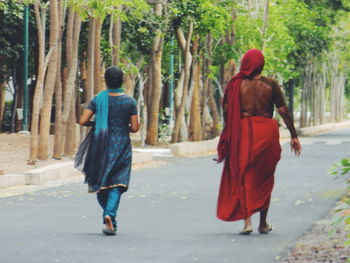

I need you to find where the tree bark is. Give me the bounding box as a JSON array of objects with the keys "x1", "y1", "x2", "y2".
[
  {"x1": 94, "y1": 17, "x2": 103, "y2": 94},
  {"x1": 172, "y1": 22, "x2": 193, "y2": 143},
  {"x1": 87, "y1": 18, "x2": 95, "y2": 101},
  {"x1": 285, "y1": 79, "x2": 295, "y2": 121},
  {"x1": 52, "y1": 45, "x2": 63, "y2": 159},
  {"x1": 146, "y1": 3, "x2": 164, "y2": 145},
  {"x1": 261, "y1": 0, "x2": 269, "y2": 52},
  {"x1": 0, "y1": 81, "x2": 6, "y2": 129},
  {"x1": 64, "y1": 94, "x2": 76, "y2": 156},
  {"x1": 208, "y1": 89, "x2": 221, "y2": 137},
  {"x1": 53, "y1": 2, "x2": 67, "y2": 159},
  {"x1": 201, "y1": 34, "x2": 215, "y2": 138},
  {"x1": 111, "y1": 7, "x2": 122, "y2": 66},
  {"x1": 57, "y1": 11, "x2": 82, "y2": 158},
  {"x1": 29, "y1": 2, "x2": 47, "y2": 164},
  {"x1": 38, "y1": 0, "x2": 59, "y2": 160},
  {"x1": 189, "y1": 36, "x2": 202, "y2": 141},
  {"x1": 300, "y1": 63, "x2": 311, "y2": 128}
]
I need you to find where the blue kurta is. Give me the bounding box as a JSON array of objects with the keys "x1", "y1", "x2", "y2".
[{"x1": 86, "y1": 94, "x2": 137, "y2": 193}]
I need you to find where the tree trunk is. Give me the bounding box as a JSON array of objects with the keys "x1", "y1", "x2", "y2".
[
  {"x1": 208, "y1": 89, "x2": 220, "y2": 137},
  {"x1": 146, "y1": 3, "x2": 164, "y2": 145},
  {"x1": 52, "y1": 45, "x2": 63, "y2": 159},
  {"x1": 29, "y1": 3, "x2": 46, "y2": 164},
  {"x1": 300, "y1": 63, "x2": 311, "y2": 128},
  {"x1": 122, "y1": 57, "x2": 143, "y2": 96},
  {"x1": 87, "y1": 18, "x2": 95, "y2": 100},
  {"x1": 57, "y1": 11, "x2": 81, "y2": 158},
  {"x1": 286, "y1": 79, "x2": 295, "y2": 121},
  {"x1": 172, "y1": 22, "x2": 193, "y2": 143},
  {"x1": 201, "y1": 34, "x2": 215, "y2": 138},
  {"x1": 52, "y1": 2, "x2": 67, "y2": 159},
  {"x1": 330, "y1": 55, "x2": 340, "y2": 123},
  {"x1": 174, "y1": 70, "x2": 184, "y2": 114},
  {"x1": 94, "y1": 17, "x2": 103, "y2": 94},
  {"x1": 81, "y1": 59, "x2": 88, "y2": 102},
  {"x1": 261, "y1": 0, "x2": 269, "y2": 52},
  {"x1": 64, "y1": 94, "x2": 76, "y2": 156},
  {"x1": 223, "y1": 59, "x2": 236, "y2": 87},
  {"x1": 38, "y1": 0, "x2": 59, "y2": 160},
  {"x1": 0, "y1": 81, "x2": 6, "y2": 129},
  {"x1": 137, "y1": 72, "x2": 147, "y2": 146},
  {"x1": 189, "y1": 37, "x2": 202, "y2": 141},
  {"x1": 111, "y1": 7, "x2": 122, "y2": 66},
  {"x1": 144, "y1": 65, "x2": 152, "y2": 126},
  {"x1": 10, "y1": 76, "x2": 18, "y2": 133}
]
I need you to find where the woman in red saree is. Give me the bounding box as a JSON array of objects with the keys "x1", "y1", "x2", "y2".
[{"x1": 217, "y1": 49, "x2": 301, "y2": 234}]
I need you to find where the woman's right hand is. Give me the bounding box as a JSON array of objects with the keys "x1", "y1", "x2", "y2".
[{"x1": 290, "y1": 138, "x2": 301, "y2": 157}]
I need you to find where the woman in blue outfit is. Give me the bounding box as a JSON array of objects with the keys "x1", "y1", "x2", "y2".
[{"x1": 79, "y1": 66, "x2": 139, "y2": 235}]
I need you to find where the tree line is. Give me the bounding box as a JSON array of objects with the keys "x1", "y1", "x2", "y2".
[{"x1": 0, "y1": 0, "x2": 349, "y2": 164}]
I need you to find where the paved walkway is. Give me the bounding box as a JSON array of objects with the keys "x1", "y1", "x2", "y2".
[{"x1": 0, "y1": 128, "x2": 349, "y2": 263}]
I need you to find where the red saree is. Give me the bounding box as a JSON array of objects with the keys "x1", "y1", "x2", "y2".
[{"x1": 217, "y1": 49, "x2": 282, "y2": 221}]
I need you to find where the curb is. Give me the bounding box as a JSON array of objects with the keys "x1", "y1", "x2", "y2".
[
  {"x1": 297, "y1": 120, "x2": 350, "y2": 136},
  {"x1": 24, "y1": 162, "x2": 79, "y2": 186},
  {"x1": 169, "y1": 137, "x2": 219, "y2": 156},
  {"x1": 0, "y1": 151, "x2": 153, "y2": 190}
]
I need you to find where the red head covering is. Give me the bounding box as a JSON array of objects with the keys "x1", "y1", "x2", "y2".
[
  {"x1": 217, "y1": 49, "x2": 265, "y2": 162},
  {"x1": 239, "y1": 49, "x2": 264, "y2": 78}
]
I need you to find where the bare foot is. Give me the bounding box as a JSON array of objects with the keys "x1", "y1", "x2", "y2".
[
  {"x1": 104, "y1": 216, "x2": 114, "y2": 231},
  {"x1": 239, "y1": 224, "x2": 253, "y2": 235},
  {"x1": 258, "y1": 223, "x2": 273, "y2": 234},
  {"x1": 103, "y1": 216, "x2": 116, "y2": 236}
]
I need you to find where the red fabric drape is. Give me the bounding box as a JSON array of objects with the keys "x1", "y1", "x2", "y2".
[
  {"x1": 217, "y1": 49, "x2": 265, "y2": 163},
  {"x1": 216, "y1": 49, "x2": 281, "y2": 221}
]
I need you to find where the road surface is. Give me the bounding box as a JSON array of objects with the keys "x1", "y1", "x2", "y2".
[{"x1": 0, "y1": 128, "x2": 349, "y2": 263}]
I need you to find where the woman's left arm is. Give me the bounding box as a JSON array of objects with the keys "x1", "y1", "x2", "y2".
[{"x1": 79, "y1": 109, "x2": 95, "y2": 126}]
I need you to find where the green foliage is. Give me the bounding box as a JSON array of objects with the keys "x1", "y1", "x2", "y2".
[
  {"x1": 169, "y1": 0, "x2": 233, "y2": 36},
  {"x1": 121, "y1": 10, "x2": 159, "y2": 56},
  {"x1": 329, "y1": 158, "x2": 350, "y2": 247},
  {"x1": 0, "y1": 1, "x2": 36, "y2": 82},
  {"x1": 232, "y1": 0, "x2": 334, "y2": 82},
  {"x1": 69, "y1": 0, "x2": 150, "y2": 21}
]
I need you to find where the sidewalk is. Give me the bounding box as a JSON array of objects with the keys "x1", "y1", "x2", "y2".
[{"x1": 1, "y1": 120, "x2": 350, "y2": 190}]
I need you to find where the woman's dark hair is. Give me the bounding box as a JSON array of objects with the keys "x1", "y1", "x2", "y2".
[{"x1": 105, "y1": 66, "x2": 124, "y2": 88}]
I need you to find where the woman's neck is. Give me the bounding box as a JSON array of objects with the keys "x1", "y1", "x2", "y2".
[
  {"x1": 107, "y1": 87, "x2": 125, "y2": 96},
  {"x1": 108, "y1": 93, "x2": 124, "y2": 96}
]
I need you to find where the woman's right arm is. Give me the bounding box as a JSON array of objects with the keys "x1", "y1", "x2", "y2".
[
  {"x1": 79, "y1": 109, "x2": 95, "y2": 126},
  {"x1": 129, "y1": 115, "x2": 139, "y2": 133}
]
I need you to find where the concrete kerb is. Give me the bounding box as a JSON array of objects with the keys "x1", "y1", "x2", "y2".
[
  {"x1": 0, "y1": 151, "x2": 154, "y2": 189},
  {"x1": 297, "y1": 120, "x2": 350, "y2": 136},
  {"x1": 169, "y1": 137, "x2": 219, "y2": 156},
  {"x1": 24, "y1": 162, "x2": 80, "y2": 186},
  {"x1": 0, "y1": 174, "x2": 26, "y2": 189}
]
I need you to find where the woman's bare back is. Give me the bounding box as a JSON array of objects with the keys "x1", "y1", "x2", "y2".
[{"x1": 239, "y1": 76, "x2": 286, "y2": 118}]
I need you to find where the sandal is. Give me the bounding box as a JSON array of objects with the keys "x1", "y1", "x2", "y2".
[
  {"x1": 258, "y1": 223, "x2": 273, "y2": 234},
  {"x1": 239, "y1": 228, "x2": 253, "y2": 235}
]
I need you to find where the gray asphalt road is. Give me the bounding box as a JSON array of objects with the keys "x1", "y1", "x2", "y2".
[{"x1": 1, "y1": 128, "x2": 350, "y2": 263}]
